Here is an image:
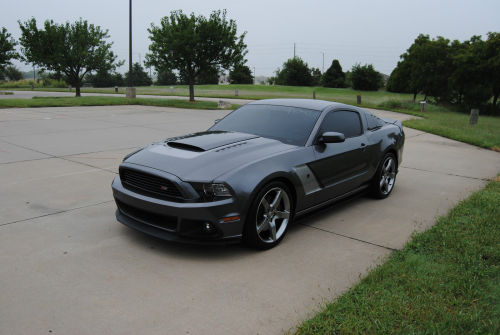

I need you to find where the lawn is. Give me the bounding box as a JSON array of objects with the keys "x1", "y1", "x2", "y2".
[
  {"x1": 377, "y1": 100, "x2": 500, "y2": 150},
  {"x1": 3, "y1": 84, "x2": 425, "y2": 108},
  {"x1": 295, "y1": 177, "x2": 500, "y2": 335},
  {"x1": 0, "y1": 96, "x2": 238, "y2": 110}
]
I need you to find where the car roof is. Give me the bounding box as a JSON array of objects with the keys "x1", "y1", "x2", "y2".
[{"x1": 247, "y1": 98, "x2": 354, "y2": 111}]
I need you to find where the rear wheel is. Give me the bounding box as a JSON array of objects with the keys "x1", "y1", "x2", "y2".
[
  {"x1": 244, "y1": 181, "x2": 294, "y2": 250},
  {"x1": 372, "y1": 153, "x2": 397, "y2": 199}
]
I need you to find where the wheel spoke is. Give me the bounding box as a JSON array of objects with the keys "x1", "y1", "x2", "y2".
[
  {"x1": 257, "y1": 217, "x2": 269, "y2": 233},
  {"x1": 261, "y1": 198, "x2": 270, "y2": 212},
  {"x1": 380, "y1": 176, "x2": 385, "y2": 188},
  {"x1": 384, "y1": 159, "x2": 392, "y2": 172},
  {"x1": 275, "y1": 210, "x2": 290, "y2": 220},
  {"x1": 268, "y1": 219, "x2": 277, "y2": 241},
  {"x1": 270, "y1": 190, "x2": 282, "y2": 209}
]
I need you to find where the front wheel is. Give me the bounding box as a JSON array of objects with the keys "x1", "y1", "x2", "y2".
[
  {"x1": 372, "y1": 153, "x2": 397, "y2": 199},
  {"x1": 244, "y1": 181, "x2": 294, "y2": 250}
]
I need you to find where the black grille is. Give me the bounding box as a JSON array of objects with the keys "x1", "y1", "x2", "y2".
[
  {"x1": 120, "y1": 168, "x2": 183, "y2": 200},
  {"x1": 116, "y1": 200, "x2": 178, "y2": 231}
]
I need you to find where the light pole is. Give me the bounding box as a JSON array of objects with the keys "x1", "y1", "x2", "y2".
[
  {"x1": 126, "y1": 0, "x2": 136, "y2": 98},
  {"x1": 321, "y1": 52, "x2": 325, "y2": 73}
]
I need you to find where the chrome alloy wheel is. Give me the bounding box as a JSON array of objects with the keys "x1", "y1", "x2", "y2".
[
  {"x1": 380, "y1": 156, "x2": 396, "y2": 195},
  {"x1": 255, "y1": 187, "x2": 291, "y2": 243}
]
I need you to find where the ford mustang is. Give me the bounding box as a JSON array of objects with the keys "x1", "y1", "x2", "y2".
[{"x1": 112, "y1": 99, "x2": 404, "y2": 249}]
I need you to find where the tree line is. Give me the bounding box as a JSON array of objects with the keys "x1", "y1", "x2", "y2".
[
  {"x1": 1, "y1": 11, "x2": 498, "y2": 108},
  {"x1": 387, "y1": 33, "x2": 500, "y2": 112},
  {"x1": 0, "y1": 10, "x2": 385, "y2": 98},
  {"x1": 268, "y1": 57, "x2": 384, "y2": 91},
  {"x1": 0, "y1": 10, "x2": 255, "y2": 99}
]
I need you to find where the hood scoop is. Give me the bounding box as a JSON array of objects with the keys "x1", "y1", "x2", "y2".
[
  {"x1": 167, "y1": 142, "x2": 204, "y2": 152},
  {"x1": 165, "y1": 131, "x2": 258, "y2": 152}
]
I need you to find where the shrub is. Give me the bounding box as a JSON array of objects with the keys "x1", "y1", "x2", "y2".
[
  {"x1": 275, "y1": 57, "x2": 313, "y2": 86},
  {"x1": 351, "y1": 63, "x2": 383, "y2": 91}
]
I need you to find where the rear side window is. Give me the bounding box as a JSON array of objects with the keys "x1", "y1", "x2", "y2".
[
  {"x1": 366, "y1": 112, "x2": 385, "y2": 130},
  {"x1": 319, "y1": 111, "x2": 362, "y2": 138}
]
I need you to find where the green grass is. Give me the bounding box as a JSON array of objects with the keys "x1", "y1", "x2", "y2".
[
  {"x1": 377, "y1": 100, "x2": 500, "y2": 150},
  {"x1": 0, "y1": 96, "x2": 239, "y2": 110},
  {"x1": 7, "y1": 84, "x2": 425, "y2": 108},
  {"x1": 295, "y1": 178, "x2": 500, "y2": 335}
]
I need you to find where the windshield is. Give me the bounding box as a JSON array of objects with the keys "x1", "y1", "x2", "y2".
[{"x1": 209, "y1": 104, "x2": 321, "y2": 146}]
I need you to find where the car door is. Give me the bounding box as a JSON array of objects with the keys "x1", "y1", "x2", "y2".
[{"x1": 308, "y1": 110, "x2": 370, "y2": 201}]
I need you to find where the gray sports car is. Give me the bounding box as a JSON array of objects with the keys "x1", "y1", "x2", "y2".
[{"x1": 112, "y1": 99, "x2": 404, "y2": 249}]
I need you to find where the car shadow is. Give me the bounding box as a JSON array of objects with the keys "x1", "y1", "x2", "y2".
[{"x1": 119, "y1": 189, "x2": 372, "y2": 260}]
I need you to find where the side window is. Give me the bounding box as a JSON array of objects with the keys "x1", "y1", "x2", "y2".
[{"x1": 319, "y1": 111, "x2": 362, "y2": 138}]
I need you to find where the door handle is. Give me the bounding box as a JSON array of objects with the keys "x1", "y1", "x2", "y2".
[{"x1": 361, "y1": 143, "x2": 366, "y2": 151}]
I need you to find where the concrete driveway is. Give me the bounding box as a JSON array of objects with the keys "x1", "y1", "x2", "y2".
[{"x1": 1, "y1": 105, "x2": 499, "y2": 335}]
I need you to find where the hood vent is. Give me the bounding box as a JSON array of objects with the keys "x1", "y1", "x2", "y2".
[
  {"x1": 165, "y1": 131, "x2": 258, "y2": 152},
  {"x1": 167, "y1": 142, "x2": 204, "y2": 152}
]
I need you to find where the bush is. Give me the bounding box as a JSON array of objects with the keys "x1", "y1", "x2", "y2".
[
  {"x1": 4, "y1": 66, "x2": 23, "y2": 81},
  {"x1": 275, "y1": 57, "x2": 313, "y2": 86},
  {"x1": 86, "y1": 70, "x2": 124, "y2": 87},
  {"x1": 229, "y1": 64, "x2": 253, "y2": 84},
  {"x1": 322, "y1": 59, "x2": 346, "y2": 88},
  {"x1": 155, "y1": 68, "x2": 177, "y2": 85},
  {"x1": 125, "y1": 62, "x2": 152, "y2": 86},
  {"x1": 351, "y1": 63, "x2": 383, "y2": 91}
]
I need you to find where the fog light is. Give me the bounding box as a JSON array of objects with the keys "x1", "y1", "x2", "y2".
[{"x1": 204, "y1": 222, "x2": 216, "y2": 233}]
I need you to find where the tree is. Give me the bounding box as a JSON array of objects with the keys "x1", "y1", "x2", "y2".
[
  {"x1": 155, "y1": 67, "x2": 177, "y2": 85},
  {"x1": 0, "y1": 27, "x2": 18, "y2": 71},
  {"x1": 322, "y1": 59, "x2": 346, "y2": 88},
  {"x1": 4, "y1": 65, "x2": 23, "y2": 81},
  {"x1": 195, "y1": 65, "x2": 220, "y2": 84},
  {"x1": 178, "y1": 64, "x2": 220, "y2": 84},
  {"x1": 86, "y1": 69, "x2": 124, "y2": 87},
  {"x1": 386, "y1": 60, "x2": 411, "y2": 94},
  {"x1": 447, "y1": 37, "x2": 491, "y2": 108},
  {"x1": 351, "y1": 63, "x2": 383, "y2": 91},
  {"x1": 18, "y1": 18, "x2": 120, "y2": 97},
  {"x1": 484, "y1": 32, "x2": 500, "y2": 111},
  {"x1": 229, "y1": 63, "x2": 253, "y2": 84},
  {"x1": 275, "y1": 57, "x2": 312, "y2": 86},
  {"x1": 311, "y1": 67, "x2": 322, "y2": 86},
  {"x1": 125, "y1": 62, "x2": 152, "y2": 86},
  {"x1": 146, "y1": 10, "x2": 247, "y2": 101}
]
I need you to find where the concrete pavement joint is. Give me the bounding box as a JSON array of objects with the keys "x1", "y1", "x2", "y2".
[
  {"x1": 0, "y1": 138, "x2": 118, "y2": 174},
  {"x1": 405, "y1": 131, "x2": 426, "y2": 139},
  {"x1": 401, "y1": 165, "x2": 490, "y2": 181},
  {"x1": 297, "y1": 222, "x2": 399, "y2": 252},
  {"x1": 0, "y1": 200, "x2": 114, "y2": 228}
]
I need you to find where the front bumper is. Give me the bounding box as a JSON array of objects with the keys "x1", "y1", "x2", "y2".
[{"x1": 112, "y1": 176, "x2": 243, "y2": 244}]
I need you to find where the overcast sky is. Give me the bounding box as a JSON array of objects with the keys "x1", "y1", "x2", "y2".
[{"x1": 2, "y1": 0, "x2": 500, "y2": 76}]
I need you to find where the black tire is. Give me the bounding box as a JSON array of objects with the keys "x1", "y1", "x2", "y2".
[
  {"x1": 371, "y1": 153, "x2": 397, "y2": 199},
  {"x1": 243, "y1": 181, "x2": 294, "y2": 250}
]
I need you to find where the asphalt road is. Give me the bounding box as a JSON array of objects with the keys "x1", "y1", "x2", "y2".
[{"x1": 1, "y1": 105, "x2": 499, "y2": 335}]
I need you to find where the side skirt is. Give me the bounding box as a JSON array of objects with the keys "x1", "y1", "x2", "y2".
[{"x1": 295, "y1": 184, "x2": 370, "y2": 218}]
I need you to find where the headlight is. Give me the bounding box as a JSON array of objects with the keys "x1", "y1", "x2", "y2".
[{"x1": 203, "y1": 183, "x2": 232, "y2": 197}]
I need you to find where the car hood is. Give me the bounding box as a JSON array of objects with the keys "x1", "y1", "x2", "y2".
[{"x1": 124, "y1": 131, "x2": 296, "y2": 182}]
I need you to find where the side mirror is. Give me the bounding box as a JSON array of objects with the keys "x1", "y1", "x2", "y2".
[
  {"x1": 320, "y1": 131, "x2": 345, "y2": 144},
  {"x1": 214, "y1": 119, "x2": 221, "y2": 124}
]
